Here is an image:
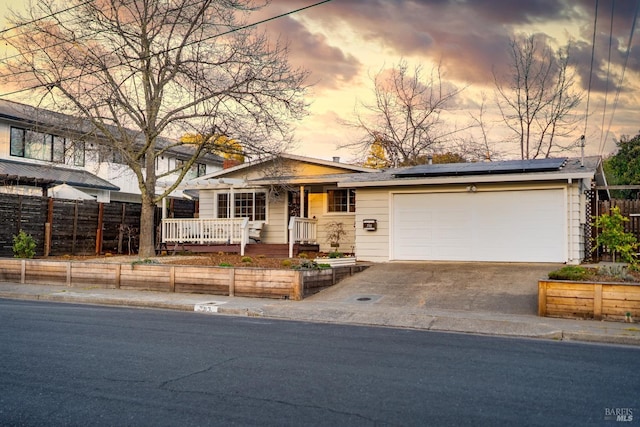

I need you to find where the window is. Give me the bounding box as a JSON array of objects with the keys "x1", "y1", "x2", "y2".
[
  {"x1": 216, "y1": 191, "x2": 266, "y2": 221},
  {"x1": 10, "y1": 127, "x2": 25, "y2": 157},
  {"x1": 73, "y1": 141, "x2": 86, "y2": 166},
  {"x1": 10, "y1": 126, "x2": 84, "y2": 165},
  {"x1": 217, "y1": 193, "x2": 229, "y2": 218},
  {"x1": 52, "y1": 135, "x2": 66, "y2": 163},
  {"x1": 177, "y1": 160, "x2": 206, "y2": 179},
  {"x1": 327, "y1": 188, "x2": 356, "y2": 213}
]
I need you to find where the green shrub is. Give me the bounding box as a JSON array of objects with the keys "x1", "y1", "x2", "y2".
[
  {"x1": 592, "y1": 206, "x2": 638, "y2": 264},
  {"x1": 281, "y1": 259, "x2": 293, "y2": 268},
  {"x1": 241, "y1": 256, "x2": 252, "y2": 263},
  {"x1": 293, "y1": 259, "x2": 330, "y2": 270},
  {"x1": 131, "y1": 258, "x2": 159, "y2": 265},
  {"x1": 218, "y1": 262, "x2": 232, "y2": 267},
  {"x1": 298, "y1": 252, "x2": 309, "y2": 259},
  {"x1": 548, "y1": 265, "x2": 594, "y2": 281},
  {"x1": 12, "y1": 230, "x2": 36, "y2": 259},
  {"x1": 328, "y1": 251, "x2": 344, "y2": 259}
]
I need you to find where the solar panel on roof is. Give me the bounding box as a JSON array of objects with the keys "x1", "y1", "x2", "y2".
[{"x1": 393, "y1": 157, "x2": 567, "y2": 178}]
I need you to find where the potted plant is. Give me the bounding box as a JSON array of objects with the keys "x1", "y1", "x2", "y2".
[
  {"x1": 325, "y1": 221, "x2": 346, "y2": 250},
  {"x1": 313, "y1": 221, "x2": 356, "y2": 266}
]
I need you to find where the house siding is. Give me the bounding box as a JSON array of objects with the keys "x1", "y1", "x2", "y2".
[
  {"x1": 354, "y1": 188, "x2": 390, "y2": 262},
  {"x1": 262, "y1": 195, "x2": 286, "y2": 244}
]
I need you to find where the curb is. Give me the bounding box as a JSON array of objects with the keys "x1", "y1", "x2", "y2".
[{"x1": 2, "y1": 291, "x2": 639, "y2": 346}]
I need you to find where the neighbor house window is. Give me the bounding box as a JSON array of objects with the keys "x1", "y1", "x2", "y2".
[
  {"x1": 52, "y1": 135, "x2": 66, "y2": 163},
  {"x1": 327, "y1": 188, "x2": 356, "y2": 213},
  {"x1": 72, "y1": 141, "x2": 85, "y2": 166},
  {"x1": 216, "y1": 191, "x2": 266, "y2": 221},
  {"x1": 10, "y1": 126, "x2": 75, "y2": 164},
  {"x1": 10, "y1": 127, "x2": 25, "y2": 157}
]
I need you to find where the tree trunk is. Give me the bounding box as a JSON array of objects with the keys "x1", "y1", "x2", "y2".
[{"x1": 138, "y1": 196, "x2": 156, "y2": 258}]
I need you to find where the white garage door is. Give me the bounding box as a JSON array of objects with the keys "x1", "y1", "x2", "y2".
[{"x1": 392, "y1": 190, "x2": 566, "y2": 262}]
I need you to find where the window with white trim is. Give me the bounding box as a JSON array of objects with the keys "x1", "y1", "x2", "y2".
[
  {"x1": 327, "y1": 188, "x2": 356, "y2": 213},
  {"x1": 216, "y1": 190, "x2": 266, "y2": 221}
]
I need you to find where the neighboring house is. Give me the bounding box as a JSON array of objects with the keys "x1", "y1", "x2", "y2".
[
  {"x1": 0, "y1": 99, "x2": 223, "y2": 203},
  {"x1": 166, "y1": 155, "x2": 606, "y2": 264}
]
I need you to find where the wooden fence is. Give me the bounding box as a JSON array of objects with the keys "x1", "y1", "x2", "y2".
[
  {"x1": 597, "y1": 199, "x2": 640, "y2": 237},
  {"x1": 592, "y1": 199, "x2": 640, "y2": 261},
  {"x1": 0, "y1": 194, "x2": 195, "y2": 258},
  {"x1": 0, "y1": 259, "x2": 369, "y2": 300}
]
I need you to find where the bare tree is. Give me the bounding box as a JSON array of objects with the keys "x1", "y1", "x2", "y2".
[
  {"x1": 343, "y1": 60, "x2": 465, "y2": 167},
  {"x1": 494, "y1": 35, "x2": 582, "y2": 159},
  {"x1": 1, "y1": 0, "x2": 308, "y2": 257}
]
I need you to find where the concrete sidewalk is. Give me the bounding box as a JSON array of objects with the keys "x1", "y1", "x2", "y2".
[{"x1": 1, "y1": 274, "x2": 639, "y2": 346}]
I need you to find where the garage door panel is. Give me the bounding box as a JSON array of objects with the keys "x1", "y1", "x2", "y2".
[{"x1": 392, "y1": 190, "x2": 566, "y2": 262}]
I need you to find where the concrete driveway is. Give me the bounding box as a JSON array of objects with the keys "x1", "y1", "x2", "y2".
[{"x1": 308, "y1": 262, "x2": 562, "y2": 316}]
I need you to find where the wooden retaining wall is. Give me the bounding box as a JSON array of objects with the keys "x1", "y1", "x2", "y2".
[
  {"x1": 539, "y1": 280, "x2": 640, "y2": 321},
  {"x1": 0, "y1": 259, "x2": 369, "y2": 300}
]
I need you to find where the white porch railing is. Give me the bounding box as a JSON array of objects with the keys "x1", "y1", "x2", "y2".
[
  {"x1": 288, "y1": 217, "x2": 318, "y2": 258},
  {"x1": 162, "y1": 218, "x2": 250, "y2": 255}
]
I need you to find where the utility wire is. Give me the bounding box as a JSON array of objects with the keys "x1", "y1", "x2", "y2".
[
  {"x1": 598, "y1": 0, "x2": 615, "y2": 155},
  {"x1": 0, "y1": 0, "x2": 95, "y2": 37},
  {"x1": 582, "y1": 0, "x2": 599, "y2": 145},
  {"x1": 0, "y1": 0, "x2": 334, "y2": 98},
  {"x1": 0, "y1": 0, "x2": 207, "y2": 64},
  {"x1": 600, "y1": 0, "x2": 639, "y2": 156}
]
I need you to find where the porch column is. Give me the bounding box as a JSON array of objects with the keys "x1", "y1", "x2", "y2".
[
  {"x1": 299, "y1": 185, "x2": 305, "y2": 218},
  {"x1": 229, "y1": 186, "x2": 235, "y2": 218},
  {"x1": 162, "y1": 197, "x2": 167, "y2": 219}
]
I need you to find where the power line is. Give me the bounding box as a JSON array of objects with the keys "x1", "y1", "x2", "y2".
[
  {"x1": 597, "y1": 0, "x2": 615, "y2": 155},
  {"x1": 0, "y1": 0, "x2": 334, "y2": 98},
  {"x1": 582, "y1": 0, "x2": 598, "y2": 143},
  {"x1": 600, "y1": 0, "x2": 639, "y2": 156},
  {"x1": 0, "y1": 0, "x2": 95, "y2": 37},
  {"x1": 0, "y1": 0, "x2": 205, "y2": 64}
]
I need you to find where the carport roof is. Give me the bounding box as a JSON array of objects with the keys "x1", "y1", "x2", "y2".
[
  {"x1": 338, "y1": 156, "x2": 605, "y2": 188},
  {"x1": 0, "y1": 158, "x2": 119, "y2": 191}
]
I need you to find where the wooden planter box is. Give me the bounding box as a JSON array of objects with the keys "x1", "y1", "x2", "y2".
[
  {"x1": 539, "y1": 279, "x2": 640, "y2": 322},
  {"x1": 0, "y1": 258, "x2": 368, "y2": 301}
]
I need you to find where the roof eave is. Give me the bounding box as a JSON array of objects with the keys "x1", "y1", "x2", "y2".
[{"x1": 340, "y1": 171, "x2": 597, "y2": 188}]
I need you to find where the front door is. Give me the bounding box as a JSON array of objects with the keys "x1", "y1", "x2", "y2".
[{"x1": 287, "y1": 189, "x2": 309, "y2": 219}]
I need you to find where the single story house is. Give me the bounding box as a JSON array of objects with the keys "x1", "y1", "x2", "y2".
[
  {"x1": 162, "y1": 154, "x2": 374, "y2": 255},
  {"x1": 163, "y1": 154, "x2": 606, "y2": 264}
]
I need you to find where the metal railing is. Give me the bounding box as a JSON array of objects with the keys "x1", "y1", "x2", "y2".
[
  {"x1": 162, "y1": 218, "x2": 249, "y2": 255},
  {"x1": 288, "y1": 217, "x2": 318, "y2": 258}
]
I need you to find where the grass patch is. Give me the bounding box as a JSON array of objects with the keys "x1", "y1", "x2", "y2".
[{"x1": 548, "y1": 265, "x2": 595, "y2": 281}]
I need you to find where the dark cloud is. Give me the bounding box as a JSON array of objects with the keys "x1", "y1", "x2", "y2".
[{"x1": 256, "y1": 1, "x2": 362, "y2": 90}]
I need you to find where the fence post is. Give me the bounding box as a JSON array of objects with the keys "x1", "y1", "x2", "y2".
[
  {"x1": 71, "y1": 201, "x2": 79, "y2": 255},
  {"x1": 95, "y1": 203, "x2": 104, "y2": 255},
  {"x1": 538, "y1": 281, "x2": 547, "y2": 317},
  {"x1": 593, "y1": 284, "x2": 603, "y2": 320},
  {"x1": 228, "y1": 268, "x2": 235, "y2": 297}
]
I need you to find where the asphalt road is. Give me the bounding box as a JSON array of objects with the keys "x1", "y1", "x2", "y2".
[{"x1": 0, "y1": 299, "x2": 638, "y2": 426}]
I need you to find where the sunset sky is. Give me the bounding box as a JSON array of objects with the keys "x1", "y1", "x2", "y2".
[{"x1": 2, "y1": 0, "x2": 639, "y2": 162}]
